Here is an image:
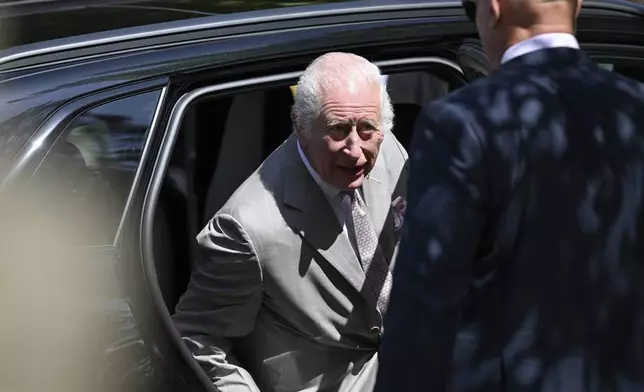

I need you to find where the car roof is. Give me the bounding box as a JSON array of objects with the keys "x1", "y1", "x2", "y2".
[
  {"x1": 0, "y1": 0, "x2": 433, "y2": 51},
  {"x1": 3, "y1": 0, "x2": 642, "y2": 51},
  {"x1": 1, "y1": 0, "x2": 642, "y2": 72},
  {"x1": 2, "y1": 0, "x2": 643, "y2": 63},
  {"x1": 0, "y1": 0, "x2": 464, "y2": 72}
]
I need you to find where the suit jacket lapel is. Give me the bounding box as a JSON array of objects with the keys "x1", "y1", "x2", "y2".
[
  {"x1": 362, "y1": 161, "x2": 390, "y2": 239},
  {"x1": 362, "y1": 150, "x2": 397, "y2": 266},
  {"x1": 280, "y1": 136, "x2": 366, "y2": 294}
]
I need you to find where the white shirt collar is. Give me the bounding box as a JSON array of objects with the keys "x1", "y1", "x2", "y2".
[
  {"x1": 297, "y1": 140, "x2": 341, "y2": 200},
  {"x1": 501, "y1": 33, "x2": 580, "y2": 65}
]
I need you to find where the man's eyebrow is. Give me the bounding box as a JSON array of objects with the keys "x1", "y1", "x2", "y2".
[
  {"x1": 359, "y1": 118, "x2": 379, "y2": 127},
  {"x1": 324, "y1": 118, "x2": 379, "y2": 127},
  {"x1": 325, "y1": 119, "x2": 351, "y2": 127}
]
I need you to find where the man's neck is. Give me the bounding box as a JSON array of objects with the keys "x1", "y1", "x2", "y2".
[{"x1": 505, "y1": 23, "x2": 575, "y2": 50}]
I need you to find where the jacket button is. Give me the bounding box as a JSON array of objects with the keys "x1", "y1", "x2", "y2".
[{"x1": 371, "y1": 326, "x2": 382, "y2": 346}]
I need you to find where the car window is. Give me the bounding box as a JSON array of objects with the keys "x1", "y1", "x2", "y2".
[
  {"x1": 1, "y1": 90, "x2": 165, "y2": 392},
  {"x1": 30, "y1": 90, "x2": 161, "y2": 246},
  {"x1": 385, "y1": 71, "x2": 451, "y2": 103},
  {"x1": 385, "y1": 71, "x2": 454, "y2": 147}
]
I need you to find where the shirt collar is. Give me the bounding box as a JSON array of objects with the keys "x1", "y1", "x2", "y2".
[
  {"x1": 501, "y1": 33, "x2": 580, "y2": 65},
  {"x1": 297, "y1": 140, "x2": 341, "y2": 200}
]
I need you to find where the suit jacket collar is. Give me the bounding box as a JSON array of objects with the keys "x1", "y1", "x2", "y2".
[
  {"x1": 500, "y1": 47, "x2": 590, "y2": 71},
  {"x1": 501, "y1": 33, "x2": 579, "y2": 65},
  {"x1": 281, "y1": 134, "x2": 392, "y2": 295}
]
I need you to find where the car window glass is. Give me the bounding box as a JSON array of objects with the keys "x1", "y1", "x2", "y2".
[
  {"x1": 385, "y1": 71, "x2": 453, "y2": 148},
  {"x1": 2, "y1": 90, "x2": 164, "y2": 392},
  {"x1": 385, "y1": 71, "x2": 450, "y2": 103},
  {"x1": 30, "y1": 90, "x2": 161, "y2": 246}
]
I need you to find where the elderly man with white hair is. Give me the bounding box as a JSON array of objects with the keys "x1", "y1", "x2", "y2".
[{"x1": 173, "y1": 52, "x2": 408, "y2": 392}]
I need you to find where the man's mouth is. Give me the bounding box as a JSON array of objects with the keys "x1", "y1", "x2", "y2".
[{"x1": 338, "y1": 165, "x2": 365, "y2": 177}]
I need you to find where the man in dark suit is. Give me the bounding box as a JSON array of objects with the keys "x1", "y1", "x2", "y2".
[{"x1": 375, "y1": 0, "x2": 644, "y2": 390}]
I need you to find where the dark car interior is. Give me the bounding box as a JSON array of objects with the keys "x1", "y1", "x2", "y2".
[{"x1": 151, "y1": 69, "x2": 463, "y2": 313}]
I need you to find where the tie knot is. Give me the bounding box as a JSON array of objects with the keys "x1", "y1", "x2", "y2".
[
  {"x1": 341, "y1": 190, "x2": 355, "y2": 198},
  {"x1": 338, "y1": 190, "x2": 356, "y2": 210},
  {"x1": 340, "y1": 190, "x2": 357, "y2": 202}
]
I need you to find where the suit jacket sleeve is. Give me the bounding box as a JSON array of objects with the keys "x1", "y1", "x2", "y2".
[
  {"x1": 173, "y1": 213, "x2": 263, "y2": 392},
  {"x1": 376, "y1": 100, "x2": 487, "y2": 391}
]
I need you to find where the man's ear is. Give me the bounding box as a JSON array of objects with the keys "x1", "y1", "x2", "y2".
[{"x1": 489, "y1": 0, "x2": 502, "y2": 27}]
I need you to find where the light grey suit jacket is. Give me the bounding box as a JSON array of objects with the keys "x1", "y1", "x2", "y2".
[{"x1": 173, "y1": 132, "x2": 408, "y2": 392}]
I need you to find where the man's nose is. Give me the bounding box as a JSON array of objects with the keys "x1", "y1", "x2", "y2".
[{"x1": 343, "y1": 128, "x2": 363, "y2": 159}]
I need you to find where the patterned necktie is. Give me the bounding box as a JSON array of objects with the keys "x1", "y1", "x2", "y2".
[{"x1": 340, "y1": 190, "x2": 392, "y2": 314}]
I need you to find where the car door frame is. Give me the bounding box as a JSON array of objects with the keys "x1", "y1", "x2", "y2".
[{"x1": 140, "y1": 54, "x2": 470, "y2": 392}]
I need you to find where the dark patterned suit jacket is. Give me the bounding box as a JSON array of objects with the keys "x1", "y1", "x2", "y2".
[{"x1": 376, "y1": 48, "x2": 644, "y2": 392}]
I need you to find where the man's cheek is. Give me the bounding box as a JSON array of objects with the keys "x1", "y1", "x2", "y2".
[{"x1": 373, "y1": 133, "x2": 385, "y2": 152}]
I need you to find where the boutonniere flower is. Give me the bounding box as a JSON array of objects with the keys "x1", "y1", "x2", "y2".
[{"x1": 391, "y1": 196, "x2": 407, "y2": 232}]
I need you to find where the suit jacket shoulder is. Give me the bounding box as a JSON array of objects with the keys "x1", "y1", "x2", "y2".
[{"x1": 214, "y1": 136, "x2": 295, "y2": 251}]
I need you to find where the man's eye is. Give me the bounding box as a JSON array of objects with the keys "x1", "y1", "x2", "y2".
[{"x1": 328, "y1": 125, "x2": 348, "y2": 134}]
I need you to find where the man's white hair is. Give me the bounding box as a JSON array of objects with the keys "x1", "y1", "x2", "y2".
[{"x1": 292, "y1": 52, "x2": 394, "y2": 135}]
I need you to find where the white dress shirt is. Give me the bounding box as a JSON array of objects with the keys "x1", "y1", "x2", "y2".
[
  {"x1": 501, "y1": 33, "x2": 580, "y2": 65},
  {"x1": 297, "y1": 141, "x2": 362, "y2": 257}
]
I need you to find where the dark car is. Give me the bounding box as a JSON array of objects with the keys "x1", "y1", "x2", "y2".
[{"x1": 1, "y1": 0, "x2": 643, "y2": 391}]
